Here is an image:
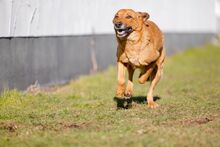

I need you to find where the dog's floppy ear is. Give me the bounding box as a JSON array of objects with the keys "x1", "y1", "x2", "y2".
[{"x1": 138, "y1": 12, "x2": 150, "y2": 21}]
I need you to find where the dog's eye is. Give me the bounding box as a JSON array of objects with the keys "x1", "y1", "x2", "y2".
[
  {"x1": 126, "y1": 15, "x2": 133, "y2": 19},
  {"x1": 114, "y1": 15, "x2": 119, "y2": 19}
]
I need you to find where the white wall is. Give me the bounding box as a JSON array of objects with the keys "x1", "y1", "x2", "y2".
[
  {"x1": 0, "y1": 0, "x2": 217, "y2": 37},
  {"x1": 216, "y1": 0, "x2": 220, "y2": 33}
]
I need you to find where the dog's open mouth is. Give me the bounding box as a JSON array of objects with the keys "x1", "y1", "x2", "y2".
[{"x1": 115, "y1": 27, "x2": 133, "y2": 38}]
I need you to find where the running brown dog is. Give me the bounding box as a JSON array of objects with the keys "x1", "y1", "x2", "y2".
[{"x1": 113, "y1": 9, "x2": 165, "y2": 108}]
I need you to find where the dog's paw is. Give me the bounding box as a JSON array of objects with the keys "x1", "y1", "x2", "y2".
[
  {"x1": 116, "y1": 91, "x2": 125, "y2": 98},
  {"x1": 147, "y1": 101, "x2": 159, "y2": 109},
  {"x1": 124, "y1": 93, "x2": 132, "y2": 99},
  {"x1": 116, "y1": 87, "x2": 126, "y2": 98}
]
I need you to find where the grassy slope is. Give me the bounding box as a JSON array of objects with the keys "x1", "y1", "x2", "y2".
[{"x1": 0, "y1": 44, "x2": 220, "y2": 147}]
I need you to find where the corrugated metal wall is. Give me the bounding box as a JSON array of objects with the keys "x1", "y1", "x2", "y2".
[
  {"x1": 0, "y1": 0, "x2": 217, "y2": 37},
  {"x1": 0, "y1": 0, "x2": 217, "y2": 91}
]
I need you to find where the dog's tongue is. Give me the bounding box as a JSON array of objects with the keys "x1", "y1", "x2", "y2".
[{"x1": 117, "y1": 30, "x2": 126, "y2": 35}]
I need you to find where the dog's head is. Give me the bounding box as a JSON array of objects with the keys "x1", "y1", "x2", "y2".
[{"x1": 113, "y1": 9, "x2": 149, "y2": 39}]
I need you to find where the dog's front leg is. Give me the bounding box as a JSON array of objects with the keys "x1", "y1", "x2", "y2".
[
  {"x1": 116, "y1": 62, "x2": 126, "y2": 98},
  {"x1": 125, "y1": 65, "x2": 134, "y2": 98}
]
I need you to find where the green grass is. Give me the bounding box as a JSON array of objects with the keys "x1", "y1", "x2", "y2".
[{"x1": 0, "y1": 44, "x2": 220, "y2": 147}]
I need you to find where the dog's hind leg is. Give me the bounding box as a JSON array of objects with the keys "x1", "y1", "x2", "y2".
[
  {"x1": 146, "y1": 65, "x2": 161, "y2": 108},
  {"x1": 138, "y1": 63, "x2": 155, "y2": 84},
  {"x1": 146, "y1": 48, "x2": 165, "y2": 108}
]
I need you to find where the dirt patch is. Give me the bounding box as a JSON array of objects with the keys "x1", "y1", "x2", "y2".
[
  {"x1": 181, "y1": 117, "x2": 213, "y2": 126},
  {"x1": 0, "y1": 122, "x2": 18, "y2": 132},
  {"x1": 161, "y1": 116, "x2": 214, "y2": 127},
  {"x1": 61, "y1": 122, "x2": 89, "y2": 129},
  {"x1": 33, "y1": 122, "x2": 93, "y2": 132}
]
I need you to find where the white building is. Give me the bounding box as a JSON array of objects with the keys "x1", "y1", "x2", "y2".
[
  {"x1": 216, "y1": 0, "x2": 220, "y2": 33},
  {"x1": 0, "y1": 0, "x2": 217, "y2": 37}
]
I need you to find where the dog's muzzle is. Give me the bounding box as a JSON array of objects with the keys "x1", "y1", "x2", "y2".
[{"x1": 114, "y1": 22, "x2": 133, "y2": 38}]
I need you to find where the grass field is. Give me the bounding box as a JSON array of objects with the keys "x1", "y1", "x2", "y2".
[{"x1": 0, "y1": 44, "x2": 220, "y2": 147}]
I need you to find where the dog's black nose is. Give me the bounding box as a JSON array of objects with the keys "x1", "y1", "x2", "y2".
[{"x1": 115, "y1": 22, "x2": 122, "y2": 28}]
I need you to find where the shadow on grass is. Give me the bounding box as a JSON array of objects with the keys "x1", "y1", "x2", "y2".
[{"x1": 113, "y1": 96, "x2": 161, "y2": 110}]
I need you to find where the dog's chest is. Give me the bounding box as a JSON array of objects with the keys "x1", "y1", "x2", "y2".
[
  {"x1": 125, "y1": 48, "x2": 141, "y2": 66},
  {"x1": 119, "y1": 43, "x2": 149, "y2": 67}
]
